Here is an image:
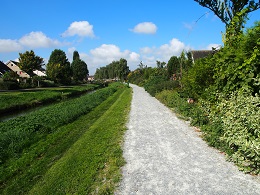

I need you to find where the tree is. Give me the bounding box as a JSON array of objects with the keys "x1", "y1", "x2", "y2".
[
  {"x1": 18, "y1": 50, "x2": 44, "y2": 76},
  {"x1": 194, "y1": 0, "x2": 260, "y2": 26},
  {"x1": 71, "y1": 50, "x2": 89, "y2": 82},
  {"x1": 156, "y1": 60, "x2": 166, "y2": 69},
  {"x1": 73, "y1": 50, "x2": 80, "y2": 61},
  {"x1": 194, "y1": 0, "x2": 260, "y2": 44},
  {"x1": 167, "y1": 56, "x2": 180, "y2": 78},
  {"x1": 46, "y1": 49, "x2": 71, "y2": 84}
]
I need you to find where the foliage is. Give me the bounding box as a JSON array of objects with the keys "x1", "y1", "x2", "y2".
[
  {"x1": 194, "y1": 0, "x2": 259, "y2": 25},
  {"x1": 72, "y1": 50, "x2": 80, "y2": 61},
  {"x1": 156, "y1": 90, "x2": 208, "y2": 126},
  {"x1": 2, "y1": 71, "x2": 19, "y2": 82},
  {"x1": 205, "y1": 90, "x2": 260, "y2": 174},
  {"x1": 181, "y1": 55, "x2": 215, "y2": 99},
  {"x1": 95, "y1": 58, "x2": 130, "y2": 81},
  {"x1": 71, "y1": 51, "x2": 89, "y2": 82},
  {"x1": 167, "y1": 56, "x2": 180, "y2": 78},
  {"x1": 0, "y1": 81, "x2": 19, "y2": 90},
  {"x1": 18, "y1": 50, "x2": 44, "y2": 76},
  {"x1": 46, "y1": 49, "x2": 71, "y2": 84},
  {"x1": 213, "y1": 21, "x2": 260, "y2": 95}
]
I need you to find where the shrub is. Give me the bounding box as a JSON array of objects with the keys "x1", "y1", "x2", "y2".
[
  {"x1": 0, "y1": 81, "x2": 19, "y2": 90},
  {"x1": 215, "y1": 90, "x2": 260, "y2": 174}
]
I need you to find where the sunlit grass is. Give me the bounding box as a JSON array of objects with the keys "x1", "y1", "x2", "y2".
[{"x1": 29, "y1": 86, "x2": 132, "y2": 194}]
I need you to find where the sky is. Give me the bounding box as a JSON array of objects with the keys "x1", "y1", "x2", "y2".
[{"x1": 0, "y1": 0, "x2": 259, "y2": 75}]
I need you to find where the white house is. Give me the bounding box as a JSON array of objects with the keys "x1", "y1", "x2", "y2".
[
  {"x1": 33, "y1": 70, "x2": 46, "y2": 77},
  {"x1": 6, "y1": 60, "x2": 30, "y2": 78}
]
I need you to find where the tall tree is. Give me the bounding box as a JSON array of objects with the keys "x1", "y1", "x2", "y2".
[
  {"x1": 18, "y1": 50, "x2": 44, "y2": 76},
  {"x1": 71, "y1": 53, "x2": 89, "y2": 82},
  {"x1": 73, "y1": 50, "x2": 80, "y2": 61},
  {"x1": 46, "y1": 49, "x2": 71, "y2": 84}
]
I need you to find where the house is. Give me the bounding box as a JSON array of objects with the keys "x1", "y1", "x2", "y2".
[
  {"x1": 0, "y1": 61, "x2": 12, "y2": 77},
  {"x1": 6, "y1": 60, "x2": 30, "y2": 78},
  {"x1": 190, "y1": 50, "x2": 215, "y2": 63},
  {"x1": 88, "y1": 75, "x2": 94, "y2": 81},
  {"x1": 33, "y1": 69, "x2": 46, "y2": 77}
]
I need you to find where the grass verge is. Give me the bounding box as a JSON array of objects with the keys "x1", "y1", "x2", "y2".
[{"x1": 28, "y1": 85, "x2": 132, "y2": 194}]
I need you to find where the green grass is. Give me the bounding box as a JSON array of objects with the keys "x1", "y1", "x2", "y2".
[
  {"x1": 29, "y1": 86, "x2": 132, "y2": 194},
  {"x1": 0, "y1": 84, "x2": 99, "y2": 114},
  {"x1": 0, "y1": 83, "x2": 132, "y2": 194}
]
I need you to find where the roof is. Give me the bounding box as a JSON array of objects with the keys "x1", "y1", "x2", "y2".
[
  {"x1": 191, "y1": 50, "x2": 214, "y2": 62},
  {"x1": 0, "y1": 61, "x2": 11, "y2": 75}
]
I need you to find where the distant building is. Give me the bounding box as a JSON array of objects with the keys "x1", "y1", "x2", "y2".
[
  {"x1": 33, "y1": 69, "x2": 46, "y2": 77},
  {"x1": 88, "y1": 75, "x2": 94, "y2": 81},
  {"x1": 0, "y1": 61, "x2": 12, "y2": 77},
  {"x1": 190, "y1": 50, "x2": 215, "y2": 63},
  {"x1": 6, "y1": 60, "x2": 30, "y2": 78}
]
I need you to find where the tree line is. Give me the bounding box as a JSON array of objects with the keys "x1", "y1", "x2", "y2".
[
  {"x1": 2, "y1": 49, "x2": 89, "y2": 86},
  {"x1": 94, "y1": 58, "x2": 130, "y2": 81}
]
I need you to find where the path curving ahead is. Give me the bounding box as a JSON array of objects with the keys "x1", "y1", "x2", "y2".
[{"x1": 116, "y1": 84, "x2": 260, "y2": 195}]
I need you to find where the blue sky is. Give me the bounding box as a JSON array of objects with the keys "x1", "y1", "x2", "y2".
[{"x1": 0, "y1": 0, "x2": 259, "y2": 75}]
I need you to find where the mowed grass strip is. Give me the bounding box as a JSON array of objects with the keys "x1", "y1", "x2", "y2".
[
  {"x1": 0, "y1": 84, "x2": 127, "y2": 194},
  {"x1": 29, "y1": 86, "x2": 132, "y2": 194}
]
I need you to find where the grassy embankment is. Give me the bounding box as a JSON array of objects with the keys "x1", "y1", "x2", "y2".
[
  {"x1": 0, "y1": 83, "x2": 132, "y2": 194},
  {"x1": 0, "y1": 84, "x2": 100, "y2": 114}
]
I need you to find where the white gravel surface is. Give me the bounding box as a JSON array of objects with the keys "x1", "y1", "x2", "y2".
[{"x1": 116, "y1": 84, "x2": 260, "y2": 195}]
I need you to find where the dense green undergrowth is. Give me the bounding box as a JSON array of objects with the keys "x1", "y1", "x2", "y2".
[{"x1": 0, "y1": 82, "x2": 131, "y2": 194}]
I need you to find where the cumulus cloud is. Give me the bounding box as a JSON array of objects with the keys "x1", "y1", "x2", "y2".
[
  {"x1": 131, "y1": 22, "x2": 157, "y2": 34},
  {"x1": 139, "y1": 38, "x2": 190, "y2": 66},
  {"x1": 72, "y1": 38, "x2": 191, "y2": 75},
  {"x1": 62, "y1": 21, "x2": 95, "y2": 37},
  {"x1": 0, "y1": 31, "x2": 63, "y2": 53},
  {"x1": 76, "y1": 44, "x2": 140, "y2": 75},
  {"x1": 0, "y1": 39, "x2": 23, "y2": 52},
  {"x1": 19, "y1": 31, "x2": 61, "y2": 48}
]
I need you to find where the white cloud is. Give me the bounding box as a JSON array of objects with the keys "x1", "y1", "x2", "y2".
[
  {"x1": 62, "y1": 21, "x2": 95, "y2": 37},
  {"x1": 77, "y1": 44, "x2": 140, "y2": 75},
  {"x1": 0, "y1": 39, "x2": 23, "y2": 52},
  {"x1": 140, "y1": 38, "x2": 190, "y2": 66},
  {"x1": 19, "y1": 31, "x2": 61, "y2": 48},
  {"x1": 131, "y1": 22, "x2": 157, "y2": 34},
  {"x1": 75, "y1": 39, "x2": 191, "y2": 75},
  {"x1": 0, "y1": 31, "x2": 64, "y2": 53}
]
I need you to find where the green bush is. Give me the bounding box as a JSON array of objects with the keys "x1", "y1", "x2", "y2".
[
  {"x1": 144, "y1": 75, "x2": 173, "y2": 96},
  {"x1": 155, "y1": 90, "x2": 208, "y2": 126},
  {"x1": 212, "y1": 90, "x2": 260, "y2": 174},
  {"x1": 182, "y1": 56, "x2": 215, "y2": 100},
  {"x1": 0, "y1": 81, "x2": 19, "y2": 90}
]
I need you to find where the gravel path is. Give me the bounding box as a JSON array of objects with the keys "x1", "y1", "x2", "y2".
[{"x1": 116, "y1": 84, "x2": 260, "y2": 195}]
